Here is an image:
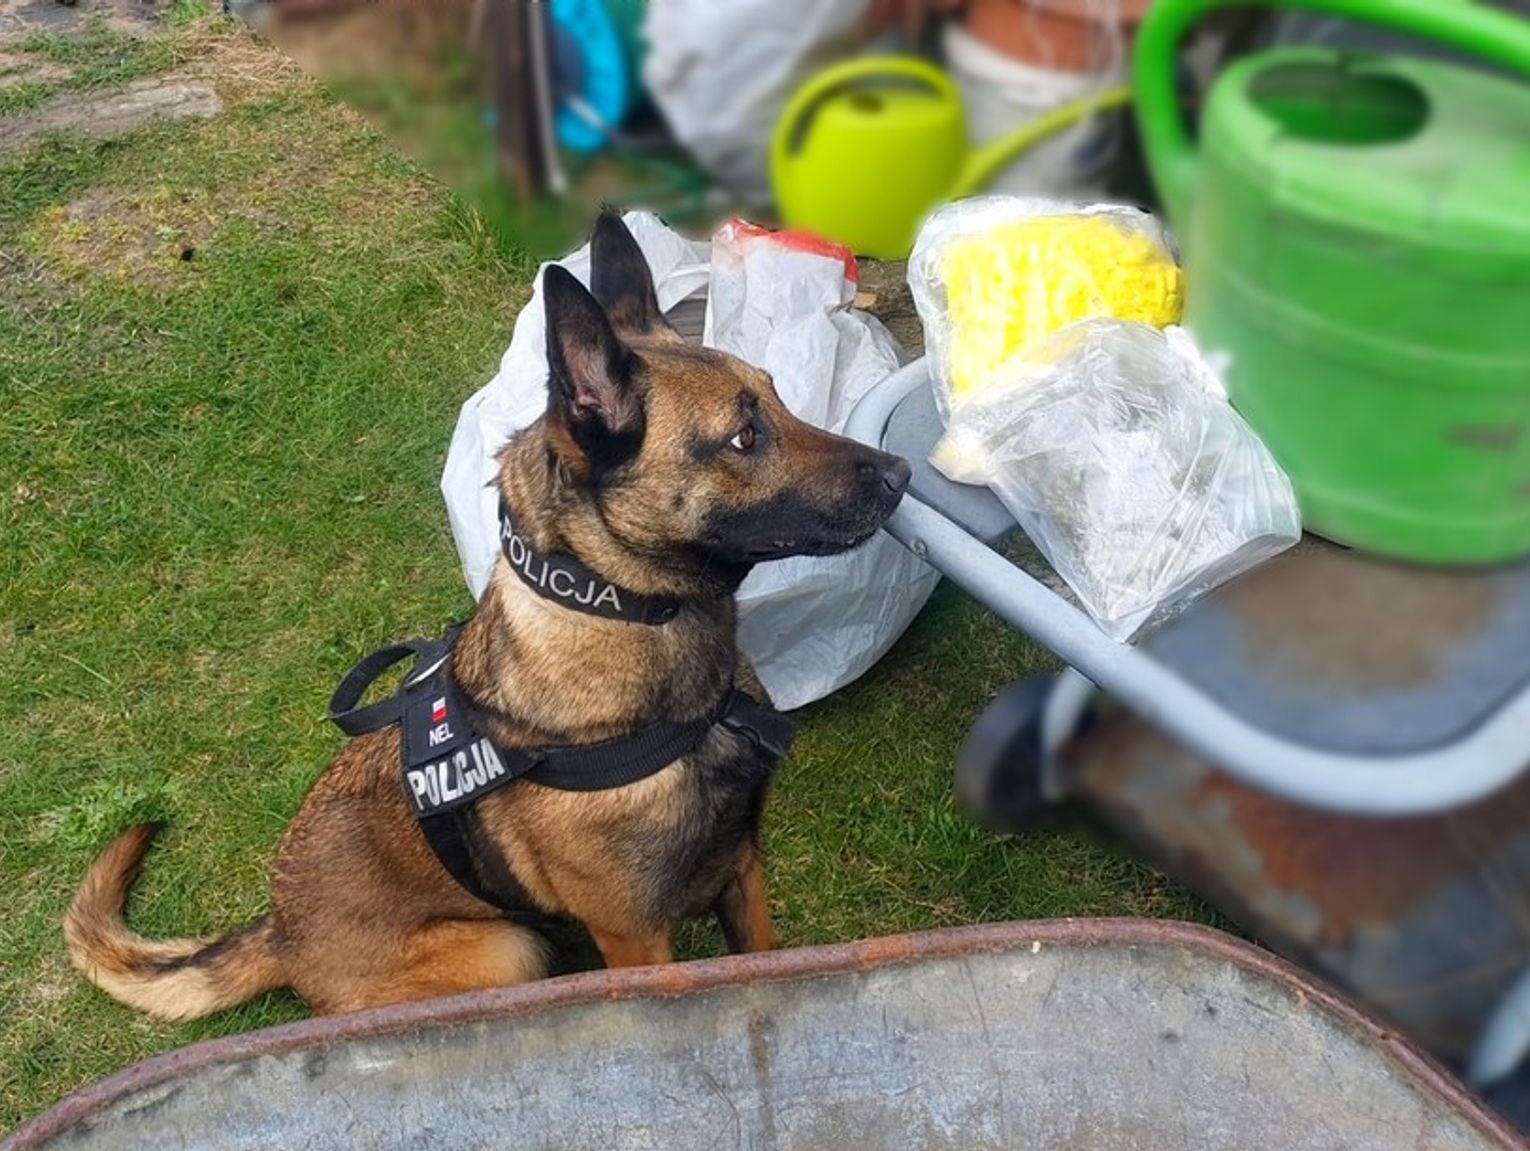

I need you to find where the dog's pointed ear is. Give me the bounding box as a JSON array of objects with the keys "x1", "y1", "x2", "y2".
[
  {"x1": 543, "y1": 264, "x2": 645, "y2": 469},
  {"x1": 589, "y1": 211, "x2": 678, "y2": 340}
]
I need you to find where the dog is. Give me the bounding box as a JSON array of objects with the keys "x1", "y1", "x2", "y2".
[{"x1": 65, "y1": 212, "x2": 911, "y2": 1019}]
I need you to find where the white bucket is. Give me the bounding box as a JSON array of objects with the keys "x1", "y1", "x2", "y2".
[{"x1": 942, "y1": 19, "x2": 1122, "y2": 199}]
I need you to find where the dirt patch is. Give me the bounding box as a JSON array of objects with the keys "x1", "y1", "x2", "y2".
[
  {"x1": 0, "y1": 0, "x2": 162, "y2": 45},
  {"x1": 184, "y1": 21, "x2": 307, "y2": 107},
  {"x1": 20, "y1": 92, "x2": 435, "y2": 294},
  {"x1": 0, "y1": 71, "x2": 220, "y2": 153},
  {"x1": 0, "y1": 48, "x2": 68, "y2": 84},
  {"x1": 94, "y1": 0, "x2": 165, "y2": 38},
  {"x1": 858, "y1": 258, "x2": 924, "y2": 358},
  {"x1": 266, "y1": 0, "x2": 474, "y2": 95},
  {"x1": 0, "y1": 61, "x2": 67, "y2": 90},
  {"x1": 24, "y1": 183, "x2": 215, "y2": 290}
]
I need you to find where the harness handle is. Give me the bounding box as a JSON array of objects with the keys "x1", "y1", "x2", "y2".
[{"x1": 327, "y1": 627, "x2": 463, "y2": 737}]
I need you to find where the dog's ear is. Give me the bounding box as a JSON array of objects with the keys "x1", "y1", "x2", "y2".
[
  {"x1": 589, "y1": 211, "x2": 678, "y2": 340},
  {"x1": 543, "y1": 264, "x2": 645, "y2": 471}
]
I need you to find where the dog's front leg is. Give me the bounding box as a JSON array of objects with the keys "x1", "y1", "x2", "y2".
[
  {"x1": 589, "y1": 928, "x2": 674, "y2": 968},
  {"x1": 714, "y1": 844, "x2": 776, "y2": 954}
]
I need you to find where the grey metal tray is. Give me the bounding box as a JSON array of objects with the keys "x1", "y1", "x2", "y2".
[
  {"x1": 6, "y1": 922, "x2": 1523, "y2": 1151},
  {"x1": 848, "y1": 359, "x2": 1530, "y2": 816}
]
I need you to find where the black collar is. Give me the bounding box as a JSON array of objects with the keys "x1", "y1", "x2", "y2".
[{"x1": 498, "y1": 500, "x2": 682, "y2": 625}]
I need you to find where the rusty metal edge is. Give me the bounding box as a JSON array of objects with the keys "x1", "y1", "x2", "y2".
[{"x1": 6, "y1": 919, "x2": 1525, "y2": 1150}]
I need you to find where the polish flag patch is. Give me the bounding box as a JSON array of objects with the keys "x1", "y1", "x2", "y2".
[{"x1": 431, "y1": 697, "x2": 447, "y2": 724}]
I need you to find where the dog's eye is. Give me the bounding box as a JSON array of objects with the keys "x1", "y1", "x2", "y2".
[{"x1": 730, "y1": 424, "x2": 757, "y2": 453}]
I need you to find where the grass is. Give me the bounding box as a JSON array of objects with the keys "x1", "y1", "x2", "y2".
[
  {"x1": 0, "y1": 15, "x2": 192, "y2": 116},
  {"x1": 313, "y1": 31, "x2": 716, "y2": 258},
  {"x1": 0, "y1": 12, "x2": 1214, "y2": 1135}
]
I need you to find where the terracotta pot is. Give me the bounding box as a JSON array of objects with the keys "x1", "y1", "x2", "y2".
[{"x1": 961, "y1": 0, "x2": 1154, "y2": 73}]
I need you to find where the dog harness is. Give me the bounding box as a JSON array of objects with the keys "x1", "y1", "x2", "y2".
[{"x1": 326, "y1": 504, "x2": 795, "y2": 919}]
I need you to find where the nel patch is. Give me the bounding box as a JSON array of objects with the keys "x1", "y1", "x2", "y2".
[{"x1": 401, "y1": 682, "x2": 517, "y2": 817}]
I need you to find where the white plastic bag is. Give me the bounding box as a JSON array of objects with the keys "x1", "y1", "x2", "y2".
[
  {"x1": 908, "y1": 195, "x2": 1184, "y2": 424},
  {"x1": 442, "y1": 212, "x2": 938, "y2": 709},
  {"x1": 941, "y1": 22, "x2": 1123, "y2": 201},
  {"x1": 442, "y1": 211, "x2": 711, "y2": 601},
  {"x1": 932, "y1": 319, "x2": 1300, "y2": 641},
  {"x1": 640, "y1": 0, "x2": 871, "y2": 201}
]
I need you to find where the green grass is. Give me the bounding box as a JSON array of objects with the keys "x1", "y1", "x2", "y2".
[
  {"x1": 0, "y1": 80, "x2": 54, "y2": 118},
  {"x1": 0, "y1": 17, "x2": 1213, "y2": 1135},
  {"x1": 320, "y1": 42, "x2": 714, "y2": 259},
  {"x1": 0, "y1": 14, "x2": 192, "y2": 116}
]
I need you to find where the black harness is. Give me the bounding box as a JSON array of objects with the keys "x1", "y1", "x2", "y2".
[{"x1": 326, "y1": 506, "x2": 795, "y2": 919}]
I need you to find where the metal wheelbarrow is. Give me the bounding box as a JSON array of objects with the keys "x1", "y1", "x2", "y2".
[
  {"x1": 6, "y1": 921, "x2": 1523, "y2": 1150},
  {"x1": 844, "y1": 358, "x2": 1530, "y2": 1128}
]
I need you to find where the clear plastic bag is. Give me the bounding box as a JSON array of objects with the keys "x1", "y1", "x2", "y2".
[
  {"x1": 931, "y1": 319, "x2": 1301, "y2": 641},
  {"x1": 909, "y1": 195, "x2": 1184, "y2": 423}
]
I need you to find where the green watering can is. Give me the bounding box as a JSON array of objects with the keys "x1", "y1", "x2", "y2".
[
  {"x1": 1135, "y1": 0, "x2": 1530, "y2": 564},
  {"x1": 771, "y1": 56, "x2": 1129, "y2": 261}
]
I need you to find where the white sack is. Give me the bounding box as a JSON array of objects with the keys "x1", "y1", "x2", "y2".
[
  {"x1": 639, "y1": 0, "x2": 872, "y2": 202},
  {"x1": 442, "y1": 212, "x2": 938, "y2": 710}
]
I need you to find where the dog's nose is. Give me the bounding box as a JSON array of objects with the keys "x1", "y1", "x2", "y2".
[
  {"x1": 861, "y1": 455, "x2": 911, "y2": 496},
  {"x1": 880, "y1": 457, "x2": 912, "y2": 496}
]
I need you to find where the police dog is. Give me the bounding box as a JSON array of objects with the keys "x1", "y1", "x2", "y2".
[{"x1": 65, "y1": 213, "x2": 911, "y2": 1018}]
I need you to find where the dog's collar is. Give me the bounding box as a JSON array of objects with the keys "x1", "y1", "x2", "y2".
[{"x1": 498, "y1": 499, "x2": 682, "y2": 626}]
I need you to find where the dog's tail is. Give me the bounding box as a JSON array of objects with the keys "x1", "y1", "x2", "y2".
[{"x1": 65, "y1": 824, "x2": 286, "y2": 1021}]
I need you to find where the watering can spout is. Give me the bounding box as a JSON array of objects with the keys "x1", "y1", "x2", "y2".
[{"x1": 948, "y1": 85, "x2": 1133, "y2": 201}]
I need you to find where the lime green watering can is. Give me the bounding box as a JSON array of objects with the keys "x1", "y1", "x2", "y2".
[
  {"x1": 771, "y1": 56, "x2": 1129, "y2": 261},
  {"x1": 1135, "y1": 0, "x2": 1530, "y2": 564}
]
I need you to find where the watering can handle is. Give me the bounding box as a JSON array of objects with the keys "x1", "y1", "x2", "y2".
[
  {"x1": 772, "y1": 55, "x2": 958, "y2": 161},
  {"x1": 1134, "y1": 0, "x2": 1530, "y2": 226}
]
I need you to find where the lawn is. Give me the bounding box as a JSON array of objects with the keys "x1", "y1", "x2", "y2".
[{"x1": 0, "y1": 12, "x2": 1211, "y2": 1132}]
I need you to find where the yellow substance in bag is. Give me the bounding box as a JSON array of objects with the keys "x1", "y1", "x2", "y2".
[{"x1": 940, "y1": 213, "x2": 1183, "y2": 403}]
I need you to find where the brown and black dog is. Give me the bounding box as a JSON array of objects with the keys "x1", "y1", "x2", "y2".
[{"x1": 65, "y1": 212, "x2": 910, "y2": 1020}]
